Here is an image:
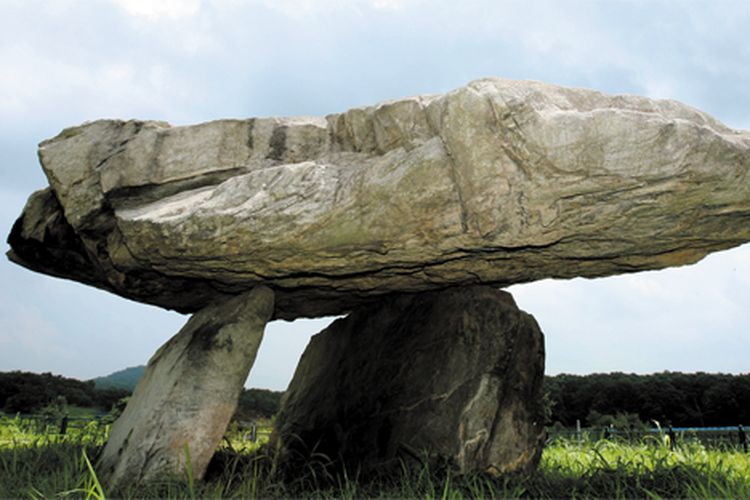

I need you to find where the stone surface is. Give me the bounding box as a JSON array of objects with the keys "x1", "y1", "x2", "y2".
[
  {"x1": 272, "y1": 286, "x2": 546, "y2": 476},
  {"x1": 98, "y1": 287, "x2": 274, "y2": 489},
  {"x1": 7, "y1": 78, "x2": 750, "y2": 319}
]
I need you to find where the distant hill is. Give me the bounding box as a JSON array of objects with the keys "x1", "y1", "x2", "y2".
[
  {"x1": 92, "y1": 365, "x2": 145, "y2": 391},
  {"x1": 91, "y1": 365, "x2": 283, "y2": 419}
]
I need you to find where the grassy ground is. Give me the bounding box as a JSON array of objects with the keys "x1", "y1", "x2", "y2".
[{"x1": 1, "y1": 415, "x2": 748, "y2": 499}]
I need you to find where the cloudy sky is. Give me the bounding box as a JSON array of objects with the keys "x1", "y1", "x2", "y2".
[{"x1": 1, "y1": 0, "x2": 748, "y2": 390}]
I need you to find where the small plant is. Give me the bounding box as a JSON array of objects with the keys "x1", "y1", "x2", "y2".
[
  {"x1": 183, "y1": 443, "x2": 196, "y2": 500},
  {"x1": 81, "y1": 450, "x2": 106, "y2": 500}
]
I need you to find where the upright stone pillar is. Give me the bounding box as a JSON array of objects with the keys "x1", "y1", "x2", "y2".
[
  {"x1": 273, "y1": 285, "x2": 545, "y2": 476},
  {"x1": 99, "y1": 286, "x2": 274, "y2": 489}
]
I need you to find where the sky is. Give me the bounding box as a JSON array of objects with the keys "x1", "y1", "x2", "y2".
[{"x1": 0, "y1": 0, "x2": 748, "y2": 390}]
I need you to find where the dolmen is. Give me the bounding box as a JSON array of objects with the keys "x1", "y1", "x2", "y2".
[{"x1": 7, "y1": 78, "x2": 750, "y2": 488}]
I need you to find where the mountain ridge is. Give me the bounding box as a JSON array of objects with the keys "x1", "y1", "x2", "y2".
[{"x1": 91, "y1": 365, "x2": 145, "y2": 391}]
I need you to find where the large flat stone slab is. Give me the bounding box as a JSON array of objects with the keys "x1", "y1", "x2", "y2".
[{"x1": 8, "y1": 78, "x2": 750, "y2": 319}]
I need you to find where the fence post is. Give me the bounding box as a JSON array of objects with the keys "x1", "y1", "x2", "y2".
[
  {"x1": 576, "y1": 419, "x2": 581, "y2": 444},
  {"x1": 59, "y1": 415, "x2": 68, "y2": 435}
]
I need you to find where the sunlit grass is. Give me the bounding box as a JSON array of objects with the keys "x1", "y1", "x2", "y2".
[
  {"x1": 1, "y1": 414, "x2": 748, "y2": 499},
  {"x1": 0, "y1": 414, "x2": 109, "y2": 449},
  {"x1": 538, "y1": 437, "x2": 750, "y2": 499}
]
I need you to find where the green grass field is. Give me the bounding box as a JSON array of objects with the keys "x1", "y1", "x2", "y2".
[{"x1": 1, "y1": 415, "x2": 748, "y2": 499}]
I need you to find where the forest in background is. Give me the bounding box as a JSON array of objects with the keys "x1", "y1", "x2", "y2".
[
  {"x1": 2, "y1": 370, "x2": 748, "y2": 427},
  {"x1": 0, "y1": 370, "x2": 281, "y2": 420},
  {"x1": 0, "y1": 371, "x2": 127, "y2": 415},
  {"x1": 546, "y1": 372, "x2": 750, "y2": 427}
]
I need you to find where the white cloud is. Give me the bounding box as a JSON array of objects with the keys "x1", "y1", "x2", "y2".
[
  {"x1": 0, "y1": 302, "x2": 75, "y2": 368},
  {"x1": 510, "y1": 244, "x2": 750, "y2": 375},
  {"x1": 0, "y1": 187, "x2": 29, "y2": 229},
  {"x1": 255, "y1": 0, "x2": 333, "y2": 19},
  {"x1": 248, "y1": 317, "x2": 336, "y2": 390},
  {"x1": 370, "y1": 0, "x2": 411, "y2": 10},
  {"x1": 112, "y1": 0, "x2": 202, "y2": 20},
  {"x1": 639, "y1": 77, "x2": 680, "y2": 101},
  {"x1": 0, "y1": 43, "x2": 194, "y2": 125}
]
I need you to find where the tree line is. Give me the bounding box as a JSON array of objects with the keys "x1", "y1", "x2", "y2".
[
  {"x1": 0, "y1": 371, "x2": 128, "y2": 414},
  {"x1": 5, "y1": 370, "x2": 747, "y2": 427},
  {"x1": 545, "y1": 372, "x2": 750, "y2": 428},
  {"x1": 0, "y1": 370, "x2": 283, "y2": 419}
]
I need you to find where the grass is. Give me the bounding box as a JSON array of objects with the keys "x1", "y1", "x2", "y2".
[
  {"x1": 1, "y1": 415, "x2": 748, "y2": 499},
  {"x1": 537, "y1": 436, "x2": 750, "y2": 499}
]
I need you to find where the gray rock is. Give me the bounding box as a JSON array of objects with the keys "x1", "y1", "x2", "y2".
[
  {"x1": 98, "y1": 287, "x2": 274, "y2": 490},
  {"x1": 7, "y1": 78, "x2": 750, "y2": 319},
  {"x1": 272, "y1": 286, "x2": 546, "y2": 476}
]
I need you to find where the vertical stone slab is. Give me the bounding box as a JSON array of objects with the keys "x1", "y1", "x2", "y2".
[
  {"x1": 273, "y1": 285, "x2": 545, "y2": 476},
  {"x1": 98, "y1": 286, "x2": 274, "y2": 489}
]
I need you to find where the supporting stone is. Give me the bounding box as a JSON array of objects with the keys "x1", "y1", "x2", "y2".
[
  {"x1": 98, "y1": 286, "x2": 274, "y2": 489},
  {"x1": 273, "y1": 285, "x2": 545, "y2": 476}
]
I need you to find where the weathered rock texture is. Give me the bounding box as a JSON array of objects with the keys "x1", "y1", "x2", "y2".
[
  {"x1": 98, "y1": 287, "x2": 274, "y2": 489},
  {"x1": 7, "y1": 78, "x2": 750, "y2": 319},
  {"x1": 272, "y1": 286, "x2": 546, "y2": 476}
]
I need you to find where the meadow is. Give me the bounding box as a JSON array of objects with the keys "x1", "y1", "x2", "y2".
[{"x1": 1, "y1": 414, "x2": 748, "y2": 499}]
